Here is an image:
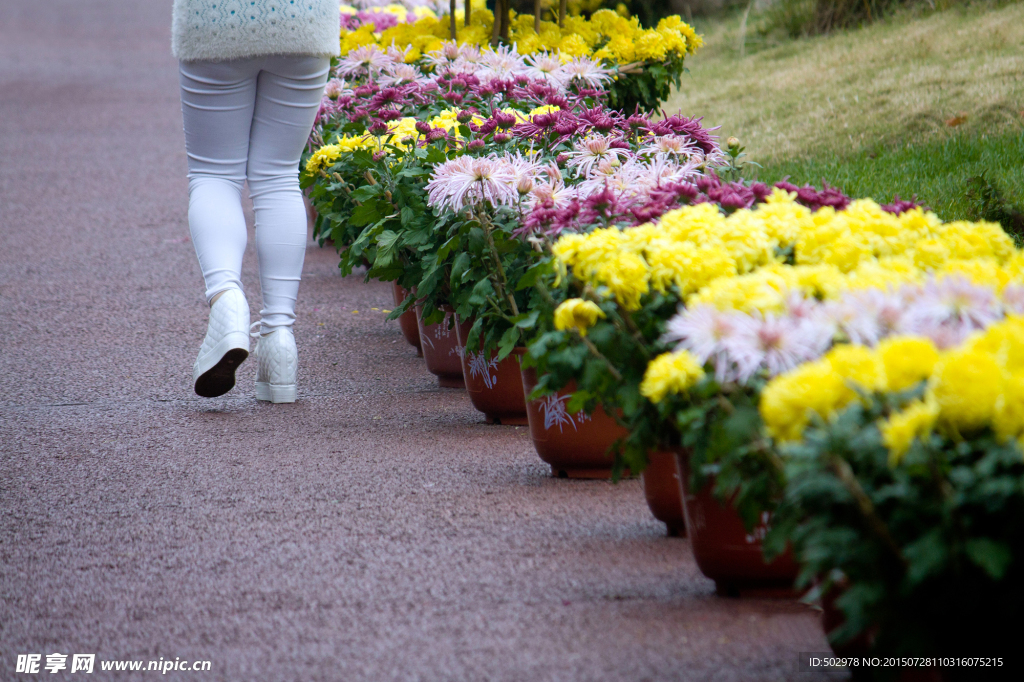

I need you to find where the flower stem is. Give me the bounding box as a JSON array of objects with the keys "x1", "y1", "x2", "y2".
[
  {"x1": 579, "y1": 333, "x2": 623, "y2": 382},
  {"x1": 830, "y1": 455, "x2": 908, "y2": 570},
  {"x1": 478, "y1": 209, "x2": 520, "y2": 317}
]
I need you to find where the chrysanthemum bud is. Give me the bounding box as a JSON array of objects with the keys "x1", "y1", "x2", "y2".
[
  {"x1": 494, "y1": 111, "x2": 517, "y2": 130},
  {"x1": 456, "y1": 109, "x2": 474, "y2": 124},
  {"x1": 372, "y1": 150, "x2": 387, "y2": 162},
  {"x1": 476, "y1": 119, "x2": 498, "y2": 135},
  {"x1": 415, "y1": 121, "x2": 431, "y2": 135},
  {"x1": 517, "y1": 176, "x2": 534, "y2": 195},
  {"x1": 368, "y1": 119, "x2": 388, "y2": 135},
  {"x1": 493, "y1": 132, "x2": 512, "y2": 144},
  {"x1": 427, "y1": 128, "x2": 448, "y2": 142},
  {"x1": 727, "y1": 136, "x2": 741, "y2": 151},
  {"x1": 467, "y1": 139, "x2": 485, "y2": 151}
]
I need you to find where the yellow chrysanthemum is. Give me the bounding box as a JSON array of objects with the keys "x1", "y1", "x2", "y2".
[
  {"x1": 827, "y1": 344, "x2": 888, "y2": 395},
  {"x1": 928, "y1": 347, "x2": 1003, "y2": 434},
  {"x1": 880, "y1": 398, "x2": 939, "y2": 465},
  {"x1": 877, "y1": 336, "x2": 939, "y2": 392},
  {"x1": 553, "y1": 298, "x2": 606, "y2": 337},
  {"x1": 968, "y1": 316, "x2": 1024, "y2": 374},
  {"x1": 304, "y1": 144, "x2": 342, "y2": 176},
  {"x1": 640, "y1": 350, "x2": 705, "y2": 404},
  {"x1": 760, "y1": 358, "x2": 849, "y2": 442},
  {"x1": 335, "y1": 7, "x2": 697, "y2": 66},
  {"x1": 994, "y1": 371, "x2": 1024, "y2": 443}
]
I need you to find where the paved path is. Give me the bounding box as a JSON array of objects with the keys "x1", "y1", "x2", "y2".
[{"x1": 0, "y1": 3, "x2": 844, "y2": 680}]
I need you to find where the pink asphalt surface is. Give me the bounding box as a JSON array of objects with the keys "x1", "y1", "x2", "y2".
[{"x1": 0, "y1": 2, "x2": 846, "y2": 680}]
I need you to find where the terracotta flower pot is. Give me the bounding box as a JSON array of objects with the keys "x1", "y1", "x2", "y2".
[
  {"x1": 391, "y1": 282, "x2": 422, "y2": 356},
  {"x1": 415, "y1": 305, "x2": 464, "y2": 388},
  {"x1": 675, "y1": 449, "x2": 799, "y2": 597},
  {"x1": 454, "y1": 319, "x2": 528, "y2": 425},
  {"x1": 520, "y1": 363, "x2": 628, "y2": 479},
  {"x1": 641, "y1": 450, "x2": 686, "y2": 537}
]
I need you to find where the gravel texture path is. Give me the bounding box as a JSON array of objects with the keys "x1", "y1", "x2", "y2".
[{"x1": 0, "y1": 2, "x2": 845, "y2": 680}]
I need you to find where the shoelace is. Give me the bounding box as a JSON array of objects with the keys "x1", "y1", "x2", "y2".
[{"x1": 249, "y1": 321, "x2": 263, "y2": 356}]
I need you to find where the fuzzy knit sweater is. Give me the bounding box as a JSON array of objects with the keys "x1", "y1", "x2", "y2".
[{"x1": 172, "y1": 0, "x2": 340, "y2": 62}]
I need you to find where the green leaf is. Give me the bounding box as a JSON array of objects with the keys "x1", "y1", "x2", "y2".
[
  {"x1": 436, "y1": 234, "x2": 460, "y2": 261},
  {"x1": 351, "y1": 202, "x2": 382, "y2": 227},
  {"x1": 400, "y1": 206, "x2": 415, "y2": 226},
  {"x1": 516, "y1": 260, "x2": 551, "y2": 291},
  {"x1": 425, "y1": 146, "x2": 447, "y2": 164},
  {"x1": 497, "y1": 326, "x2": 519, "y2": 359},
  {"x1": 513, "y1": 309, "x2": 540, "y2": 329},
  {"x1": 374, "y1": 230, "x2": 400, "y2": 267},
  {"x1": 468, "y1": 278, "x2": 495, "y2": 307},
  {"x1": 903, "y1": 528, "x2": 949, "y2": 585},
  {"x1": 350, "y1": 184, "x2": 382, "y2": 203},
  {"x1": 450, "y1": 252, "x2": 472, "y2": 283},
  {"x1": 965, "y1": 538, "x2": 1012, "y2": 580},
  {"x1": 566, "y1": 390, "x2": 593, "y2": 413}
]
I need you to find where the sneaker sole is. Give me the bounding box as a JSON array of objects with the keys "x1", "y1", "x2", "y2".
[
  {"x1": 256, "y1": 381, "x2": 297, "y2": 403},
  {"x1": 194, "y1": 348, "x2": 249, "y2": 398}
]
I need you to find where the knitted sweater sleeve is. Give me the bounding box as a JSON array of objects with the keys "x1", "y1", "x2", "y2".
[{"x1": 172, "y1": 0, "x2": 340, "y2": 62}]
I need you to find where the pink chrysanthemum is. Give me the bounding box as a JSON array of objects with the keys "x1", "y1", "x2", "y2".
[
  {"x1": 642, "y1": 155, "x2": 702, "y2": 187},
  {"x1": 323, "y1": 78, "x2": 353, "y2": 100},
  {"x1": 723, "y1": 312, "x2": 833, "y2": 383},
  {"x1": 576, "y1": 158, "x2": 646, "y2": 201},
  {"x1": 662, "y1": 304, "x2": 746, "y2": 381},
  {"x1": 378, "y1": 62, "x2": 433, "y2": 88},
  {"x1": 475, "y1": 44, "x2": 527, "y2": 82},
  {"x1": 1002, "y1": 285, "x2": 1024, "y2": 315},
  {"x1": 560, "y1": 57, "x2": 611, "y2": 88},
  {"x1": 902, "y1": 276, "x2": 1002, "y2": 347},
  {"x1": 425, "y1": 155, "x2": 518, "y2": 212},
  {"x1": 528, "y1": 163, "x2": 575, "y2": 209},
  {"x1": 336, "y1": 45, "x2": 390, "y2": 78},
  {"x1": 524, "y1": 52, "x2": 567, "y2": 89},
  {"x1": 641, "y1": 135, "x2": 699, "y2": 160},
  {"x1": 503, "y1": 152, "x2": 542, "y2": 189},
  {"x1": 565, "y1": 135, "x2": 632, "y2": 178}
]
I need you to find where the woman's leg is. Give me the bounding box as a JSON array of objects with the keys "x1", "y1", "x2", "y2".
[
  {"x1": 179, "y1": 59, "x2": 260, "y2": 303},
  {"x1": 179, "y1": 59, "x2": 262, "y2": 398},
  {"x1": 245, "y1": 56, "x2": 330, "y2": 334}
]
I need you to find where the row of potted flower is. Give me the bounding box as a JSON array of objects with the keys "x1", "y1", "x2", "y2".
[
  {"x1": 336, "y1": 3, "x2": 700, "y2": 113},
  {"x1": 303, "y1": 7, "x2": 1024, "y2": 668},
  {"x1": 538, "y1": 190, "x2": 1023, "y2": 660}
]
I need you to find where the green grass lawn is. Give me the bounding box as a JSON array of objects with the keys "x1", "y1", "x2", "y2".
[
  {"x1": 667, "y1": 2, "x2": 1024, "y2": 224},
  {"x1": 754, "y1": 129, "x2": 1024, "y2": 225}
]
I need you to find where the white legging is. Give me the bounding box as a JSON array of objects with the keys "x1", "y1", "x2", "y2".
[{"x1": 179, "y1": 55, "x2": 329, "y2": 332}]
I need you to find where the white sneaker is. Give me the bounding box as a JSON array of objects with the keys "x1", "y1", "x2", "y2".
[
  {"x1": 192, "y1": 289, "x2": 250, "y2": 398},
  {"x1": 254, "y1": 327, "x2": 298, "y2": 403}
]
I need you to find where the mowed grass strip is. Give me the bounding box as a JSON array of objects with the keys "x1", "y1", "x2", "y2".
[
  {"x1": 755, "y1": 129, "x2": 1024, "y2": 224},
  {"x1": 668, "y1": 3, "x2": 1024, "y2": 164}
]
